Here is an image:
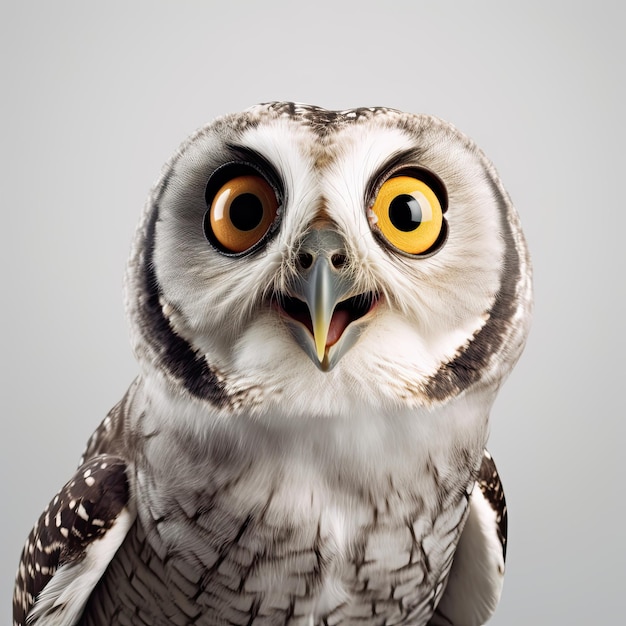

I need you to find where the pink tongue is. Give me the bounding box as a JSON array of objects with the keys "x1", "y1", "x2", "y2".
[{"x1": 326, "y1": 309, "x2": 351, "y2": 347}]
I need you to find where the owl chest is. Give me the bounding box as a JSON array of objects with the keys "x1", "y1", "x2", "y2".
[{"x1": 101, "y1": 461, "x2": 468, "y2": 626}]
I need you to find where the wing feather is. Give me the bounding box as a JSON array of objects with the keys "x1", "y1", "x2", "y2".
[
  {"x1": 13, "y1": 455, "x2": 134, "y2": 626},
  {"x1": 428, "y1": 450, "x2": 507, "y2": 626}
]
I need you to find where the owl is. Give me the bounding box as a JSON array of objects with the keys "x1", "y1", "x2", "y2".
[{"x1": 13, "y1": 102, "x2": 532, "y2": 626}]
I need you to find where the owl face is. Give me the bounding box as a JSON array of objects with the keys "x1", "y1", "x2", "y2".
[{"x1": 128, "y1": 103, "x2": 531, "y2": 417}]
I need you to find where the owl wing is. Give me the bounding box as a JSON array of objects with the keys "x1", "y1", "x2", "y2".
[
  {"x1": 12, "y1": 454, "x2": 135, "y2": 626},
  {"x1": 428, "y1": 450, "x2": 508, "y2": 626}
]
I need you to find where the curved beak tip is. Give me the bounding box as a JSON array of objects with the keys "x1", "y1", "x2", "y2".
[
  {"x1": 313, "y1": 324, "x2": 329, "y2": 364},
  {"x1": 316, "y1": 353, "x2": 333, "y2": 372}
]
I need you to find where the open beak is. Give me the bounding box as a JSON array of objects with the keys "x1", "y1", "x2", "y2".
[
  {"x1": 305, "y1": 256, "x2": 339, "y2": 363},
  {"x1": 276, "y1": 229, "x2": 378, "y2": 371}
]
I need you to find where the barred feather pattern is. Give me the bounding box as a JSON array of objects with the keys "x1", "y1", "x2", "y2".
[
  {"x1": 79, "y1": 477, "x2": 469, "y2": 626},
  {"x1": 83, "y1": 381, "x2": 471, "y2": 626}
]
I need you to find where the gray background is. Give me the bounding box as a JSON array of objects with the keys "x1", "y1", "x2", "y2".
[{"x1": 2, "y1": 1, "x2": 624, "y2": 624}]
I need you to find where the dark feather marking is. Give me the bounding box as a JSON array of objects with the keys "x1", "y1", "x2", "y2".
[
  {"x1": 364, "y1": 148, "x2": 436, "y2": 209},
  {"x1": 426, "y1": 177, "x2": 521, "y2": 401},
  {"x1": 477, "y1": 452, "x2": 508, "y2": 560},
  {"x1": 264, "y1": 101, "x2": 393, "y2": 135},
  {"x1": 234, "y1": 515, "x2": 254, "y2": 544},
  {"x1": 407, "y1": 519, "x2": 420, "y2": 567},
  {"x1": 223, "y1": 144, "x2": 285, "y2": 201},
  {"x1": 137, "y1": 192, "x2": 229, "y2": 406},
  {"x1": 426, "y1": 455, "x2": 441, "y2": 493}
]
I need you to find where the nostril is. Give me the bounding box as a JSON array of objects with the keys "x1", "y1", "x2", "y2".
[
  {"x1": 297, "y1": 252, "x2": 314, "y2": 270},
  {"x1": 331, "y1": 253, "x2": 347, "y2": 269}
]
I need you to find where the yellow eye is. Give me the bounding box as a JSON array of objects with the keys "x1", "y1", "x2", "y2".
[
  {"x1": 207, "y1": 175, "x2": 279, "y2": 253},
  {"x1": 371, "y1": 175, "x2": 444, "y2": 255}
]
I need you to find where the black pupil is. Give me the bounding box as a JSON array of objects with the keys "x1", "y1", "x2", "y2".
[
  {"x1": 229, "y1": 193, "x2": 264, "y2": 231},
  {"x1": 389, "y1": 194, "x2": 423, "y2": 232}
]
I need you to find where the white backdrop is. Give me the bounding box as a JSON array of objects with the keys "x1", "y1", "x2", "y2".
[{"x1": 2, "y1": 2, "x2": 623, "y2": 624}]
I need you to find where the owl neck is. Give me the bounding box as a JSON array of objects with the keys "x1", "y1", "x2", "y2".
[{"x1": 132, "y1": 372, "x2": 491, "y2": 501}]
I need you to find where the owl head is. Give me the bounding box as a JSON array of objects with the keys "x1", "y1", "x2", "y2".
[{"x1": 126, "y1": 103, "x2": 532, "y2": 420}]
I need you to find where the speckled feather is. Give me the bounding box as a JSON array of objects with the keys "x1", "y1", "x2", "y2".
[{"x1": 13, "y1": 456, "x2": 129, "y2": 625}]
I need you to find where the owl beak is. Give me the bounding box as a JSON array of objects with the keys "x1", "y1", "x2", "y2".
[
  {"x1": 277, "y1": 229, "x2": 377, "y2": 372},
  {"x1": 303, "y1": 257, "x2": 342, "y2": 365},
  {"x1": 295, "y1": 254, "x2": 364, "y2": 371}
]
